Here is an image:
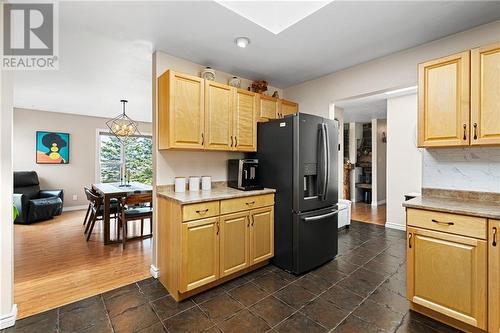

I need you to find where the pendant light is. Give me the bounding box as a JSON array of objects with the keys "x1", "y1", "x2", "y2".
[{"x1": 106, "y1": 100, "x2": 140, "y2": 143}]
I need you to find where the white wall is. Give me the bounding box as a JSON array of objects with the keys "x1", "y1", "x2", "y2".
[
  {"x1": 0, "y1": 70, "x2": 16, "y2": 327},
  {"x1": 386, "y1": 94, "x2": 422, "y2": 230},
  {"x1": 423, "y1": 148, "x2": 500, "y2": 193},
  {"x1": 284, "y1": 20, "x2": 500, "y2": 118},
  {"x1": 13, "y1": 108, "x2": 152, "y2": 208},
  {"x1": 333, "y1": 106, "x2": 344, "y2": 199}
]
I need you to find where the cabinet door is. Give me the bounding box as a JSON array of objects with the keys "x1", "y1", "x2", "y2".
[
  {"x1": 205, "y1": 81, "x2": 233, "y2": 150},
  {"x1": 159, "y1": 71, "x2": 204, "y2": 149},
  {"x1": 259, "y1": 95, "x2": 278, "y2": 121},
  {"x1": 234, "y1": 89, "x2": 257, "y2": 152},
  {"x1": 489, "y1": 219, "x2": 500, "y2": 333},
  {"x1": 471, "y1": 43, "x2": 500, "y2": 146},
  {"x1": 219, "y1": 212, "x2": 250, "y2": 277},
  {"x1": 407, "y1": 227, "x2": 487, "y2": 329},
  {"x1": 418, "y1": 51, "x2": 470, "y2": 147},
  {"x1": 279, "y1": 99, "x2": 298, "y2": 118},
  {"x1": 180, "y1": 217, "x2": 219, "y2": 292},
  {"x1": 249, "y1": 206, "x2": 274, "y2": 265}
]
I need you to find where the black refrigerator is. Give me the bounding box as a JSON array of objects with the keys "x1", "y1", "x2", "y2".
[{"x1": 252, "y1": 113, "x2": 338, "y2": 274}]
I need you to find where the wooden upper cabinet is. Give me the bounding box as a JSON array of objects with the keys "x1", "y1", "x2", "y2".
[
  {"x1": 406, "y1": 227, "x2": 487, "y2": 330},
  {"x1": 489, "y1": 219, "x2": 500, "y2": 333},
  {"x1": 418, "y1": 51, "x2": 470, "y2": 147},
  {"x1": 249, "y1": 206, "x2": 274, "y2": 265},
  {"x1": 205, "y1": 81, "x2": 233, "y2": 150},
  {"x1": 234, "y1": 89, "x2": 257, "y2": 152},
  {"x1": 471, "y1": 42, "x2": 500, "y2": 146},
  {"x1": 180, "y1": 217, "x2": 219, "y2": 292},
  {"x1": 259, "y1": 95, "x2": 279, "y2": 121},
  {"x1": 279, "y1": 99, "x2": 299, "y2": 118},
  {"x1": 158, "y1": 70, "x2": 205, "y2": 150},
  {"x1": 219, "y1": 211, "x2": 250, "y2": 277}
]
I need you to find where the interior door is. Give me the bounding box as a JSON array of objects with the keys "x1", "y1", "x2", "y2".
[
  {"x1": 471, "y1": 42, "x2": 500, "y2": 146},
  {"x1": 418, "y1": 51, "x2": 470, "y2": 147},
  {"x1": 180, "y1": 217, "x2": 219, "y2": 292},
  {"x1": 205, "y1": 81, "x2": 233, "y2": 150},
  {"x1": 234, "y1": 89, "x2": 257, "y2": 152},
  {"x1": 293, "y1": 206, "x2": 338, "y2": 274},
  {"x1": 249, "y1": 206, "x2": 274, "y2": 265},
  {"x1": 489, "y1": 220, "x2": 500, "y2": 333},
  {"x1": 219, "y1": 212, "x2": 250, "y2": 277},
  {"x1": 407, "y1": 227, "x2": 487, "y2": 329}
]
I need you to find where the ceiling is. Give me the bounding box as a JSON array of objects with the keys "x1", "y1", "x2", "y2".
[
  {"x1": 12, "y1": 1, "x2": 500, "y2": 122},
  {"x1": 338, "y1": 98, "x2": 387, "y2": 123}
]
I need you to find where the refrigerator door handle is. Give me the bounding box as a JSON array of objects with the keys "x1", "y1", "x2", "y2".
[
  {"x1": 304, "y1": 209, "x2": 339, "y2": 222},
  {"x1": 323, "y1": 123, "x2": 330, "y2": 201}
]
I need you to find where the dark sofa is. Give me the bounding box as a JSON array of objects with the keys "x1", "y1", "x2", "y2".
[{"x1": 13, "y1": 171, "x2": 64, "y2": 224}]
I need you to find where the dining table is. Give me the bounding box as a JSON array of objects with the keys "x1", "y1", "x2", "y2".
[{"x1": 92, "y1": 182, "x2": 152, "y2": 244}]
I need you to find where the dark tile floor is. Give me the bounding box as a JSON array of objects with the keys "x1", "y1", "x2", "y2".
[{"x1": 3, "y1": 221, "x2": 462, "y2": 333}]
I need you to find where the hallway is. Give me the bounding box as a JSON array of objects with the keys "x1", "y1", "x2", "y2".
[{"x1": 351, "y1": 203, "x2": 386, "y2": 225}]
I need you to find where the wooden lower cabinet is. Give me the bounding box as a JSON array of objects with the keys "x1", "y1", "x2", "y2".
[
  {"x1": 489, "y1": 220, "x2": 500, "y2": 333},
  {"x1": 180, "y1": 217, "x2": 220, "y2": 292},
  {"x1": 250, "y1": 206, "x2": 274, "y2": 264},
  {"x1": 219, "y1": 211, "x2": 250, "y2": 277},
  {"x1": 407, "y1": 226, "x2": 487, "y2": 330}
]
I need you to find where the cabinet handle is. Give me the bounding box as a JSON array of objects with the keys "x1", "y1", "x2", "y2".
[
  {"x1": 201, "y1": 133, "x2": 204, "y2": 145},
  {"x1": 245, "y1": 201, "x2": 255, "y2": 206},
  {"x1": 431, "y1": 219, "x2": 454, "y2": 226},
  {"x1": 216, "y1": 222, "x2": 219, "y2": 235},
  {"x1": 196, "y1": 209, "x2": 209, "y2": 215},
  {"x1": 231, "y1": 136, "x2": 234, "y2": 147},
  {"x1": 408, "y1": 233, "x2": 412, "y2": 249},
  {"x1": 235, "y1": 136, "x2": 237, "y2": 147},
  {"x1": 473, "y1": 123, "x2": 478, "y2": 140},
  {"x1": 463, "y1": 124, "x2": 467, "y2": 140},
  {"x1": 493, "y1": 227, "x2": 497, "y2": 247}
]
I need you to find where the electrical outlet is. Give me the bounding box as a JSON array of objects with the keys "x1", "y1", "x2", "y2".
[{"x1": 72, "y1": 194, "x2": 78, "y2": 201}]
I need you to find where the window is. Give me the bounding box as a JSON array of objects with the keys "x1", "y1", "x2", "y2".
[{"x1": 97, "y1": 132, "x2": 152, "y2": 185}]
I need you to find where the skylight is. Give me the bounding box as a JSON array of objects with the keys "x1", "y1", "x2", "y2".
[{"x1": 215, "y1": 1, "x2": 332, "y2": 35}]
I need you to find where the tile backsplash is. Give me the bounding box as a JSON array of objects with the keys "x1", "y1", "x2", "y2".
[{"x1": 422, "y1": 147, "x2": 500, "y2": 193}]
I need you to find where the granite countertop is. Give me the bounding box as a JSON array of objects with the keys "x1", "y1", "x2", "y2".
[
  {"x1": 403, "y1": 188, "x2": 500, "y2": 219},
  {"x1": 157, "y1": 186, "x2": 276, "y2": 204}
]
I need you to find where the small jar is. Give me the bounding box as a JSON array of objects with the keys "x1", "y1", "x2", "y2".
[
  {"x1": 189, "y1": 176, "x2": 200, "y2": 192},
  {"x1": 174, "y1": 177, "x2": 186, "y2": 193},
  {"x1": 201, "y1": 176, "x2": 212, "y2": 191}
]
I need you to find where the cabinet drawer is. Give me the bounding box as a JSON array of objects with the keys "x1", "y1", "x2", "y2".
[
  {"x1": 407, "y1": 208, "x2": 486, "y2": 239},
  {"x1": 220, "y1": 194, "x2": 274, "y2": 215},
  {"x1": 182, "y1": 201, "x2": 220, "y2": 222}
]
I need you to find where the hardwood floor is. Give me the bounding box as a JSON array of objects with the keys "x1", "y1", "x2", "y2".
[
  {"x1": 351, "y1": 202, "x2": 386, "y2": 225},
  {"x1": 14, "y1": 210, "x2": 152, "y2": 319}
]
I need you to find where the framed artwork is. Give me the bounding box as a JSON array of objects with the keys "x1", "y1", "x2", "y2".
[{"x1": 36, "y1": 131, "x2": 70, "y2": 164}]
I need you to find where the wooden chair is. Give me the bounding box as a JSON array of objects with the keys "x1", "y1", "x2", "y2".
[
  {"x1": 118, "y1": 193, "x2": 153, "y2": 249},
  {"x1": 83, "y1": 187, "x2": 119, "y2": 241}
]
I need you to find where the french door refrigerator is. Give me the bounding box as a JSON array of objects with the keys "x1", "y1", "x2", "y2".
[{"x1": 252, "y1": 113, "x2": 338, "y2": 274}]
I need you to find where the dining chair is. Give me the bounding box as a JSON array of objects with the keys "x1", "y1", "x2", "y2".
[
  {"x1": 84, "y1": 187, "x2": 119, "y2": 241},
  {"x1": 83, "y1": 186, "x2": 120, "y2": 226},
  {"x1": 118, "y1": 193, "x2": 153, "y2": 249}
]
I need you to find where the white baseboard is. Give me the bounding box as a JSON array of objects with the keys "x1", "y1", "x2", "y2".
[
  {"x1": 0, "y1": 304, "x2": 17, "y2": 329},
  {"x1": 63, "y1": 205, "x2": 88, "y2": 212},
  {"x1": 371, "y1": 200, "x2": 386, "y2": 207},
  {"x1": 385, "y1": 222, "x2": 406, "y2": 231},
  {"x1": 150, "y1": 264, "x2": 160, "y2": 279}
]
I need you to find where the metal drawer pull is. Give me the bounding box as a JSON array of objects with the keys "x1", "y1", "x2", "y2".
[
  {"x1": 408, "y1": 233, "x2": 412, "y2": 249},
  {"x1": 473, "y1": 123, "x2": 478, "y2": 140},
  {"x1": 304, "y1": 210, "x2": 339, "y2": 222},
  {"x1": 196, "y1": 209, "x2": 209, "y2": 214},
  {"x1": 431, "y1": 219, "x2": 454, "y2": 226},
  {"x1": 463, "y1": 124, "x2": 467, "y2": 140},
  {"x1": 216, "y1": 222, "x2": 220, "y2": 235},
  {"x1": 245, "y1": 201, "x2": 255, "y2": 205},
  {"x1": 231, "y1": 136, "x2": 234, "y2": 147},
  {"x1": 493, "y1": 227, "x2": 497, "y2": 247}
]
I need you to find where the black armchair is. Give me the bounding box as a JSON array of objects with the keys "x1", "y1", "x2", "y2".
[{"x1": 13, "y1": 171, "x2": 64, "y2": 224}]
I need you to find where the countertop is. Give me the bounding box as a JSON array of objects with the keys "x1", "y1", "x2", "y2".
[
  {"x1": 157, "y1": 186, "x2": 276, "y2": 204},
  {"x1": 403, "y1": 188, "x2": 500, "y2": 219}
]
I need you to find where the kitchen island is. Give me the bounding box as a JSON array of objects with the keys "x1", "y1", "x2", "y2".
[{"x1": 156, "y1": 184, "x2": 276, "y2": 301}]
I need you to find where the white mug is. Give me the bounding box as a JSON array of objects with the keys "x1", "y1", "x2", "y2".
[{"x1": 189, "y1": 176, "x2": 200, "y2": 192}]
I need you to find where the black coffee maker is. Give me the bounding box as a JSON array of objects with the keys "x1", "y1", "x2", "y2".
[{"x1": 227, "y1": 159, "x2": 263, "y2": 191}]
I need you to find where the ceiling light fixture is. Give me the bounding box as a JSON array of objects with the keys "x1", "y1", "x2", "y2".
[
  {"x1": 235, "y1": 37, "x2": 250, "y2": 48},
  {"x1": 106, "y1": 99, "x2": 140, "y2": 143}
]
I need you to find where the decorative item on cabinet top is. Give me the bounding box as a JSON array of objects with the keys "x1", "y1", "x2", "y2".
[
  {"x1": 157, "y1": 69, "x2": 298, "y2": 151},
  {"x1": 251, "y1": 80, "x2": 268, "y2": 94},
  {"x1": 228, "y1": 76, "x2": 241, "y2": 88},
  {"x1": 201, "y1": 66, "x2": 216, "y2": 81}
]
